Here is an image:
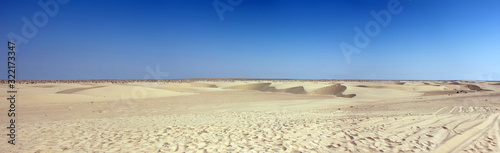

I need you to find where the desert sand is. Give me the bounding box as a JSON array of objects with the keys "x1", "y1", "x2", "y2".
[{"x1": 1, "y1": 80, "x2": 500, "y2": 152}]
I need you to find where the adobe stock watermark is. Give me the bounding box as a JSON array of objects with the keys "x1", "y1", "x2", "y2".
[
  {"x1": 113, "y1": 65, "x2": 169, "y2": 112},
  {"x1": 213, "y1": 0, "x2": 243, "y2": 21},
  {"x1": 340, "y1": 0, "x2": 408, "y2": 63},
  {"x1": 7, "y1": 0, "x2": 70, "y2": 47},
  {"x1": 478, "y1": 73, "x2": 497, "y2": 81}
]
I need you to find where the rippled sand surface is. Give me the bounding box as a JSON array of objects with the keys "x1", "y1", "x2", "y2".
[{"x1": 1, "y1": 80, "x2": 500, "y2": 152}]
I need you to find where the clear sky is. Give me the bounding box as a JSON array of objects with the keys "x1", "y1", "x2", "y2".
[{"x1": 1, "y1": 0, "x2": 499, "y2": 80}]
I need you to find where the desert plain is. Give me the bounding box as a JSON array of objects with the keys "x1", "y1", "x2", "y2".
[{"x1": 1, "y1": 79, "x2": 500, "y2": 152}]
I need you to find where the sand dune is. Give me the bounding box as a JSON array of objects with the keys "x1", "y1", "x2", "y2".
[
  {"x1": 265, "y1": 86, "x2": 279, "y2": 92},
  {"x1": 75, "y1": 85, "x2": 197, "y2": 99},
  {"x1": 466, "y1": 84, "x2": 490, "y2": 91},
  {"x1": 225, "y1": 83, "x2": 274, "y2": 91},
  {"x1": 226, "y1": 83, "x2": 355, "y2": 96},
  {"x1": 279, "y1": 86, "x2": 307, "y2": 94},
  {"x1": 19, "y1": 93, "x2": 110, "y2": 104},
  {"x1": 394, "y1": 81, "x2": 406, "y2": 85},
  {"x1": 56, "y1": 86, "x2": 104, "y2": 94},
  {"x1": 17, "y1": 85, "x2": 197, "y2": 104},
  {"x1": 190, "y1": 82, "x2": 218, "y2": 88},
  {"x1": 314, "y1": 84, "x2": 356, "y2": 98},
  {"x1": 33, "y1": 85, "x2": 55, "y2": 88},
  {"x1": 314, "y1": 84, "x2": 346, "y2": 96},
  {"x1": 2, "y1": 80, "x2": 500, "y2": 152}
]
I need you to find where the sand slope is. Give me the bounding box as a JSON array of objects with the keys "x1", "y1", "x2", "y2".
[{"x1": 314, "y1": 84, "x2": 356, "y2": 98}]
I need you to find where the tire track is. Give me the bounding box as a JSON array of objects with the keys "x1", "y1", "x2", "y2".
[{"x1": 434, "y1": 113, "x2": 500, "y2": 153}]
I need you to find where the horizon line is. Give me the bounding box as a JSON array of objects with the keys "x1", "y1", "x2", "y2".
[{"x1": 2, "y1": 78, "x2": 499, "y2": 82}]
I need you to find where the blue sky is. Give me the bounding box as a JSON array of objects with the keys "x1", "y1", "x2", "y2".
[{"x1": 1, "y1": 0, "x2": 499, "y2": 80}]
